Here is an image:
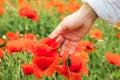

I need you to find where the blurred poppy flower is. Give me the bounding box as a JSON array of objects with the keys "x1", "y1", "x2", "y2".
[
  {"x1": 117, "y1": 33, "x2": 120, "y2": 39},
  {"x1": 0, "y1": 48, "x2": 4, "y2": 58},
  {"x1": 105, "y1": 52, "x2": 120, "y2": 67},
  {"x1": 5, "y1": 39, "x2": 25, "y2": 54},
  {"x1": 76, "y1": 40, "x2": 95, "y2": 53},
  {"x1": 45, "y1": 0, "x2": 58, "y2": 10},
  {"x1": 0, "y1": 0, "x2": 5, "y2": 7},
  {"x1": 18, "y1": 0, "x2": 31, "y2": 8},
  {"x1": 89, "y1": 29, "x2": 103, "y2": 40},
  {"x1": 57, "y1": 55, "x2": 88, "y2": 80},
  {"x1": 116, "y1": 22, "x2": 120, "y2": 30},
  {"x1": 0, "y1": 38, "x2": 5, "y2": 47},
  {"x1": 6, "y1": 32, "x2": 20, "y2": 41},
  {"x1": 0, "y1": 8, "x2": 5, "y2": 15},
  {"x1": 71, "y1": 50, "x2": 89, "y2": 63},
  {"x1": 19, "y1": 6, "x2": 39, "y2": 21},
  {"x1": 46, "y1": 0, "x2": 66, "y2": 14},
  {"x1": 5, "y1": 38, "x2": 38, "y2": 54},
  {"x1": 22, "y1": 64, "x2": 34, "y2": 75},
  {"x1": 55, "y1": 2, "x2": 66, "y2": 14},
  {"x1": 67, "y1": 1, "x2": 80, "y2": 13},
  {"x1": 23, "y1": 33, "x2": 36, "y2": 40},
  {"x1": 0, "y1": 0, "x2": 5, "y2": 12}
]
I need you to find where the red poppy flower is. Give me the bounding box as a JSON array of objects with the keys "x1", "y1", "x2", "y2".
[
  {"x1": 33, "y1": 56, "x2": 55, "y2": 70},
  {"x1": 22, "y1": 39, "x2": 38, "y2": 54},
  {"x1": 32, "y1": 54, "x2": 60, "y2": 78},
  {"x1": 19, "y1": 6, "x2": 39, "y2": 21},
  {"x1": 57, "y1": 55, "x2": 88, "y2": 80},
  {"x1": 34, "y1": 38, "x2": 59, "y2": 57},
  {"x1": 0, "y1": 48, "x2": 4, "y2": 58},
  {"x1": 89, "y1": 29, "x2": 103, "y2": 40},
  {"x1": 23, "y1": 33, "x2": 36, "y2": 40},
  {"x1": 22, "y1": 64, "x2": 34, "y2": 75},
  {"x1": 6, "y1": 32, "x2": 20, "y2": 41},
  {"x1": 61, "y1": 41, "x2": 90, "y2": 63},
  {"x1": 33, "y1": 44, "x2": 56, "y2": 57},
  {"x1": 22, "y1": 38, "x2": 60, "y2": 79},
  {"x1": 32, "y1": 38, "x2": 60, "y2": 78},
  {"x1": 105, "y1": 52, "x2": 120, "y2": 67},
  {"x1": 38, "y1": 38, "x2": 59, "y2": 49}
]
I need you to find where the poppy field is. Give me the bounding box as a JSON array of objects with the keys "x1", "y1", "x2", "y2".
[{"x1": 0, "y1": 0, "x2": 120, "y2": 80}]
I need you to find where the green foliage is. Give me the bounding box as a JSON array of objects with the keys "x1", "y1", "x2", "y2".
[{"x1": 0, "y1": 2, "x2": 120, "y2": 80}]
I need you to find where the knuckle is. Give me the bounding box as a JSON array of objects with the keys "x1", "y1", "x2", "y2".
[{"x1": 60, "y1": 23, "x2": 70, "y2": 32}]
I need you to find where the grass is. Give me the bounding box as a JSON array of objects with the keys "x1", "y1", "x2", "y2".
[{"x1": 0, "y1": 1, "x2": 120, "y2": 80}]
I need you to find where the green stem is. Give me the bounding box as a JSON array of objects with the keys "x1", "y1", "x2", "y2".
[
  {"x1": 67, "y1": 66, "x2": 72, "y2": 80},
  {"x1": 66, "y1": 55, "x2": 72, "y2": 80}
]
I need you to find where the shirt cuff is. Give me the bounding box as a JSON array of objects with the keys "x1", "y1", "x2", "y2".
[{"x1": 83, "y1": 0, "x2": 120, "y2": 24}]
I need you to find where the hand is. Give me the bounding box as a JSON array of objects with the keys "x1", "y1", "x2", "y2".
[{"x1": 50, "y1": 3, "x2": 98, "y2": 56}]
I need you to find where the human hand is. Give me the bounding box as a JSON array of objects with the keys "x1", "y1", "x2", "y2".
[{"x1": 50, "y1": 3, "x2": 98, "y2": 56}]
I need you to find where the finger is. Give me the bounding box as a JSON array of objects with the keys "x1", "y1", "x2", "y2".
[
  {"x1": 56, "y1": 36, "x2": 64, "y2": 43},
  {"x1": 63, "y1": 32, "x2": 80, "y2": 41},
  {"x1": 68, "y1": 42, "x2": 78, "y2": 55},
  {"x1": 49, "y1": 24, "x2": 63, "y2": 39},
  {"x1": 60, "y1": 39, "x2": 70, "y2": 56}
]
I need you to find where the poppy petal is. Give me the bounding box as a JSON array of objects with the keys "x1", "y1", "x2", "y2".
[
  {"x1": 105, "y1": 52, "x2": 120, "y2": 67},
  {"x1": 22, "y1": 64, "x2": 34, "y2": 75},
  {"x1": 39, "y1": 38, "x2": 60, "y2": 48},
  {"x1": 43, "y1": 54, "x2": 60, "y2": 76},
  {"x1": 0, "y1": 48, "x2": 4, "y2": 58}
]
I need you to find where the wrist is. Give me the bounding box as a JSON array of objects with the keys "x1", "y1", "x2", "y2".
[{"x1": 80, "y1": 3, "x2": 98, "y2": 23}]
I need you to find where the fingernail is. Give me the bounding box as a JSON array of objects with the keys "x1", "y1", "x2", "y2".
[
  {"x1": 60, "y1": 53, "x2": 63, "y2": 57},
  {"x1": 49, "y1": 35, "x2": 54, "y2": 39},
  {"x1": 60, "y1": 51, "x2": 64, "y2": 57},
  {"x1": 59, "y1": 54, "x2": 63, "y2": 57}
]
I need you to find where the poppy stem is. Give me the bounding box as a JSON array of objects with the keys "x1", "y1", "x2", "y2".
[
  {"x1": 67, "y1": 66, "x2": 72, "y2": 80},
  {"x1": 66, "y1": 55, "x2": 72, "y2": 80}
]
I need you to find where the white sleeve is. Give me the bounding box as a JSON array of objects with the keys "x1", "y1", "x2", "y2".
[{"x1": 83, "y1": 0, "x2": 120, "y2": 24}]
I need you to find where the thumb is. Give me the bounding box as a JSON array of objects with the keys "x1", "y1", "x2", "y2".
[{"x1": 49, "y1": 23, "x2": 64, "y2": 39}]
